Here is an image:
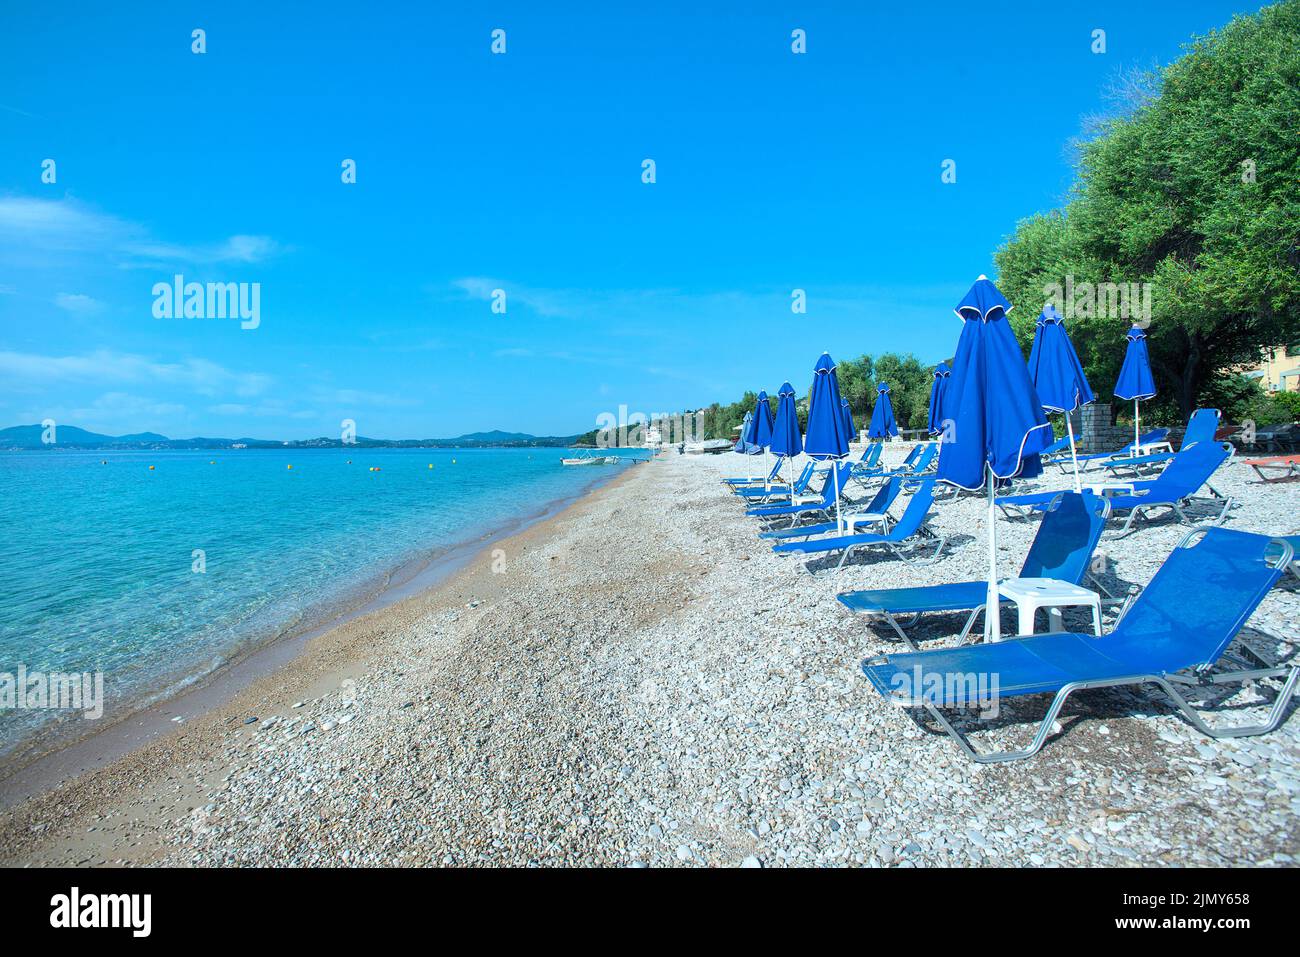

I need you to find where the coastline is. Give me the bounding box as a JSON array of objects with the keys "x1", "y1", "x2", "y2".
[
  {"x1": 0, "y1": 461, "x2": 641, "y2": 860},
  {"x1": 3, "y1": 448, "x2": 1295, "y2": 868}
]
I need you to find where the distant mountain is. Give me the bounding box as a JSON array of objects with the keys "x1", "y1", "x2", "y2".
[
  {"x1": 0, "y1": 424, "x2": 586, "y2": 451},
  {"x1": 453, "y1": 430, "x2": 536, "y2": 443}
]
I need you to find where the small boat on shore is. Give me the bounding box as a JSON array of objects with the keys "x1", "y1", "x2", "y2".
[
  {"x1": 561, "y1": 450, "x2": 619, "y2": 466},
  {"x1": 683, "y1": 439, "x2": 733, "y2": 455}
]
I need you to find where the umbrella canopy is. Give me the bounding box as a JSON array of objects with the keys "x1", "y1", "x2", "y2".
[
  {"x1": 936, "y1": 276, "x2": 1052, "y2": 641},
  {"x1": 1027, "y1": 305, "x2": 1095, "y2": 413},
  {"x1": 770, "y1": 382, "x2": 803, "y2": 459},
  {"x1": 841, "y1": 398, "x2": 856, "y2": 440},
  {"x1": 804, "y1": 352, "x2": 851, "y2": 530},
  {"x1": 937, "y1": 277, "x2": 1051, "y2": 490},
  {"x1": 927, "y1": 363, "x2": 951, "y2": 437},
  {"x1": 733, "y1": 411, "x2": 761, "y2": 454},
  {"x1": 1027, "y1": 304, "x2": 1095, "y2": 490},
  {"x1": 743, "y1": 391, "x2": 775, "y2": 448},
  {"x1": 1114, "y1": 326, "x2": 1157, "y2": 402},
  {"x1": 804, "y1": 354, "x2": 851, "y2": 459},
  {"x1": 1114, "y1": 325, "x2": 1157, "y2": 451},
  {"x1": 867, "y1": 382, "x2": 899, "y2": 439}
]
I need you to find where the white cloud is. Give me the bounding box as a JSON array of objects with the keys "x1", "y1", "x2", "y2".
[
  {"x1": 451, "y1": 277, "x2": 569, "y2": 318},
  {"x1": 0, "y1": 197, "x2": 283, "y2": 267},
  {"x1": 310, "y1": 386, "x2": 418, "y2": 409},
  {"x1": 53, "y1": 292, "x2": 104, "y2": 315},
  {"x1": 69, "y1": 392, "x2": 187, "y2": 421},
  {"x1": 0, "y1": 349, "x2": 272, "y2": 398},
  {"x1": 208, "y1": 402, "x2": 317, "y2": 420},
  {"x1": 124, "y1": 234, "x2": 284, "y2": 266}
]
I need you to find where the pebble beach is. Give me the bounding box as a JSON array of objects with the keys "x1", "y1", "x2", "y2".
[{"x1": 1, "y1": 445, "x2": 1297, "y2": 867}]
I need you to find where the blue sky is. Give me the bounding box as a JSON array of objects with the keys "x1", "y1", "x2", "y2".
[{"x1": 0, "y1": 1, "x2": 1269, "y2": 439}]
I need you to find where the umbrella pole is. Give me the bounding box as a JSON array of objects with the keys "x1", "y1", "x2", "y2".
[
  {"x1": 834, "y1": 462, "x2": 843, "y2": 533},
  {"x1": 985, "y1": 470, "x2": 1001, "y2": 642},
  {"x1": 1134, "y1": 399, "x2": 1140, "y2": 452},
  {"x1": 1066, "y1": 414, "x2": 1082, "y2": 493},
  {"x1": 763, "y1": 448, "x2": 771, "y2": 491}
]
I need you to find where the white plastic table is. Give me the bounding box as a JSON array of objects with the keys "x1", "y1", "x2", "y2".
[
  {"x1": 1080, "y1": 481, "x2": 1135, "y2": 498},
  {"x1": 840, "y1": 511, "x2": 890, "y2": 534},
  {"x1": 996, "y1": 577, "x2": 1103, "y2": 638}
]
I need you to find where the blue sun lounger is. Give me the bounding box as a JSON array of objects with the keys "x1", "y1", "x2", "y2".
[
  {"x1": 996, "y1": 440, "x2": 1233, "y2": 530},
  {"x1": 856, "y1": 443, "x2": 883, "y2": 471},
  {"x1": 746, "y1": 462, "x2": 852, "y2": 525},
  {"x1": 862, "y1": 527, "x2": 1298, "y2": 763},
  {"x1": 723, "y1": 459, "x2": 782, "y2": 486},
  {"x1": 771, "y1": 478, "x2": 946, "y2": 571},
  {"x1": 733, "y1": 462, "x2": 815, "y2": 502},
  {"x1": 838, "y1": 492, "x2": 1110, "y2": 649},
  {"x1": 851, "y1": 441, "x2": 896, "y2": 478},
  {"x1": 1037, "y1": 434, "x2": 1073, "y2": 460},
  {"x1": 853, "y1": 443, "x2": 936, "y2": 492},
  {"x1": 759, "y1": 475, "x2": 906, "y2": 541},
  {"x1": 1102, "y1": 441, "x2": 1234, "y2": 534},
  {"x1": 1102, "y1": 409, "x2": 1221, "y2": 476},
  {"x1": 1061, "y1": 427, "x2": 1170, "y2": 473}
]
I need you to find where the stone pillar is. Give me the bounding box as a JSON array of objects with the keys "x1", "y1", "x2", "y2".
[{"x1": 1080, "y1": 403, "x2": 1112, "y2": 454}]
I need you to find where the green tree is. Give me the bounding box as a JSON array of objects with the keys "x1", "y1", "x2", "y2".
[
  {"x1": 996, "y1": 0, "x2": 1300, "y2": 420},
  {"x1": 871, "y1": 353, "x2": 931, "y2": 432}
]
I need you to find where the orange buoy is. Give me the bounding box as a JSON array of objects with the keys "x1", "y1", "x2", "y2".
[
  {"x1": 287, "y1": 464, "x2": 293, "y2": 470},
  {"x1": 148, "y1": 465, "x2": 155, "y2": 471}
]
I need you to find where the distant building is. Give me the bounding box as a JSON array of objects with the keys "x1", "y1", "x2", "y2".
[{"x1": 1245, "y1": 343, "x2": 1300, "y2": 392}]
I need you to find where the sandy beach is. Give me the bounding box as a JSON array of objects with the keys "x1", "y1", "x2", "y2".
[{"x1": 1, "y1": 446, "x2": 1296, "y2": 867}]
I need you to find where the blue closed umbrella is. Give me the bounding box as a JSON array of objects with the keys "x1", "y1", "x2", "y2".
[
  {"x1": 743, "y1": 390, "x2": 776, "y2": 487},
  {"x1": 1114, "y1": 325, "x2": 1157, "y2": 453},
  {"x1": 928, "y1": 363, "x2": 951, "y2": 438},
  {"x1": 770, "y1": 381, "x2": 803, "y2": 488},
  {"x1": 804, "y1": 352, "x2": 851, "y2": 529},
  {"x1": 936, "y1": 275, "x2": 1052, "y2": 641},
  {"x1": 1027, "y1": 304, "x2": 1095, "y2": 490},
  {"x1": 868, "y1": 383, "x2": 899, "y2": 440},
  {"x1": 733, "y1": 411, "x2": 760, "y2": 454},
  {"x1": 841, "y1": 398, "x2": 856, "y2": 442},
  {"x1": 744, "y1": 391, "x2": 775, "y2": 447}
]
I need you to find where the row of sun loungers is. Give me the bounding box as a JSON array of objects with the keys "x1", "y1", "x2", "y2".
[
  {"x1": 726, "y1": 427, "x2": 1296, "y2": 764},
  {"x1": 997, "y1": 439, "x2": 1234, "y2": 533}
]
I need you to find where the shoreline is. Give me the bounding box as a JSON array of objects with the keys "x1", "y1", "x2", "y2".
[
  {"x1": 0, "y1": 461, "x2": 640, "y2": 823},
  {"x1": 3, "y1": 447, "x2": 1294, "y2": 868}
]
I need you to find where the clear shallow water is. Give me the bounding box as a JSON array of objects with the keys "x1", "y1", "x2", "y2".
[{"x1": 0, "y1": 447, "x2": 644, "y2": 759}]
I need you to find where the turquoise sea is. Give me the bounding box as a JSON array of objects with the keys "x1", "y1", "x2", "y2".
[{"x1": 0, "y1": 447, "x2": 645, "y2": 760}]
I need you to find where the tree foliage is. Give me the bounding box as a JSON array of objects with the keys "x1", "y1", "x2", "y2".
[{"x1": 996, "y1": 0, "x2": 1300, "y2": 420}]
